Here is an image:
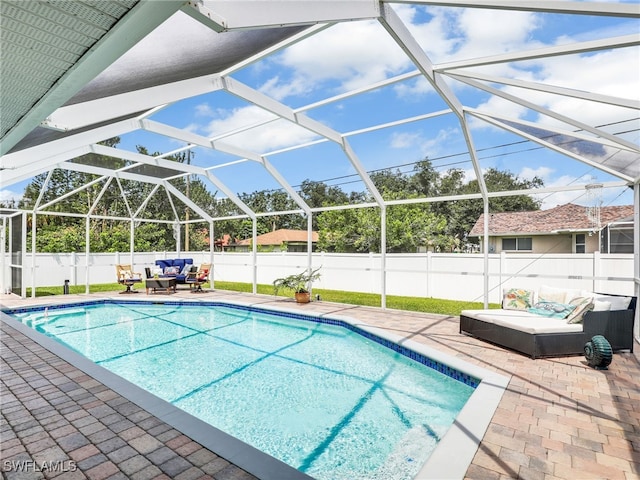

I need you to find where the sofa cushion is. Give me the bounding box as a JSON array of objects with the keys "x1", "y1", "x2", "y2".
[
  {"x1": 172, "y1": 258, "x2": 192, "y2": 270},
  {"x1": 502, "y1": 288, "x2": 535, "y2": 310},
  {"x1": 595, "y1": 295, "x2": 630, "y2": 311},
  {"x1": 538, "y1": 285, "x2": 581, "y2": 304},
  {"x1": 155, "y1": 259, "x2": 171, "y2": 270},
  {"x1": 461, "y1": 309, "x2": 583, "y2": 334},
  {"x1": 580, "y1": 290, "x2": 632, "y2": 310},
  {"x1": 155, "y1": 258, "x2": 194, "y2": 268}
]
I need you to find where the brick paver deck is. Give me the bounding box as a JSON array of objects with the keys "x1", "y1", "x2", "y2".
[
  {"x1": 0, "y1": 319, "x2": 256, "y2": 480},
  {"x1": 1, "y1": 290, "x2": 639, "y2": 479}
]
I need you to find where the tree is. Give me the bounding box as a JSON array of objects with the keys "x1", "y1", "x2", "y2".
[
  {"x1": 20, "y1": 137, "x2": 128, "y2": 251},
  {"x1": 317, "y1": 207, "x2": 363, "y2": 252},
  {"x1": 317, "y1": 189, "x2": 449, "y2": 253},
  {"x1": 369, "y1": 169, "x2": 413, "y2": 197},
  {"x1": 14, "y1": 143, "x2": 545, "y2": 254},
  {"x1": 299, "y1": 180, "x2": 349, "y2": 208},
  {"x1": 409, "y1": 159, "x2": 440, "y2": 197},
  {"x1": 238, "y1": 190, "x2": 305, "y2": 233}
]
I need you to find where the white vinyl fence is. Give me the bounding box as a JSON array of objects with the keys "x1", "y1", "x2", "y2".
[{"x1": 4, "y1": 251, "x2": 635, "y2": 303}]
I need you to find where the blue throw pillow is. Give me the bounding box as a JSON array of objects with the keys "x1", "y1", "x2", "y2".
[{"x1": 527, "y1": 301, "x2": 576, "y2": 319}]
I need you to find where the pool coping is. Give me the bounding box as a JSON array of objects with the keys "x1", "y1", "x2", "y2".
[{"x1": 2, "y1": 297, "x2": 510, "y2": 480}]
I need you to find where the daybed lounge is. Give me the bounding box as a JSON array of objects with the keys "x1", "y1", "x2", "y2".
[{"x1": 460, "y1": 285, "x2": 636, "y2": 359}]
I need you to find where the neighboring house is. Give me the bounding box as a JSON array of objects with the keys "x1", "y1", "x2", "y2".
[
  {"x1": 468, "y1": 203, "x2": 634, "y2": 254},
  {"x1": 226, "y1": 229, "x2": 319, "y2": 253},
  {"x1": 212, "y1": 234, "x2": 232, "y2": 251}
]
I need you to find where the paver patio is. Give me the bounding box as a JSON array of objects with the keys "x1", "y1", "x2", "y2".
[{"x1": 1, "y1": 290, "x2": 638, "y2": 479}]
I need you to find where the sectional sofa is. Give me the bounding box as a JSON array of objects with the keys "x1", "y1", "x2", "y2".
[{"x1": 460, "y1": 285, "x2": 636, "y2": 359}]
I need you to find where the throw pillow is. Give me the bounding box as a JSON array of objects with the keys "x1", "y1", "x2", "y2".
[
  {"x1": 565, "y1": 296, "x2": 594, "y2": 324},
  {"x1": 593, "y1": 294, "x2": 631, "y2": 311},
  {"x1": 180, "y1": 264, "x2": 193, "y2": 275},
  {"x1": 164, "y1": 266, "x2": 179, "y2": 275},
  {"x1": 502, "y1": 288, "x2": 535, "y2": 310},
  {"x1": 527, "y1": 301, "x2": 576, "y2": 319}
]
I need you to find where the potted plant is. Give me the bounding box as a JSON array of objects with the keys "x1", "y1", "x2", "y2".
[{"x1": 273, "y1": 267, "x2": 321, "y2": 303}]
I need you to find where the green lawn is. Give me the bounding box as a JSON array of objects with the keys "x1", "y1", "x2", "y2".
[{"x1": 27, "y1": 281, "x2": 499, "y2": 317}]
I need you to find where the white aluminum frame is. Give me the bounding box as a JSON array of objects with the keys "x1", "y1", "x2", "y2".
[{"x1": 0, "y1": 1, "x2": 637, "y2": 314}]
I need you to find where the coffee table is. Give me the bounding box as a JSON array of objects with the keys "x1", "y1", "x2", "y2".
[{"x1": 145, "y1": 277, "x2": 177, "y2": 295}]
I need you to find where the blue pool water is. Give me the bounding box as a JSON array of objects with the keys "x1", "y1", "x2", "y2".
[{"x1": 11, "y1": 301, "x2": 476, "y2": 480}]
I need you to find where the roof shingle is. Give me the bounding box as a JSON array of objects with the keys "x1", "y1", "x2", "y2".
[
  {"x1": 468, "y1": 203, "x2": 634, "y2": 236},
  {"x1": 234, "y1": 229, "x2": 318, "y2": 246}
]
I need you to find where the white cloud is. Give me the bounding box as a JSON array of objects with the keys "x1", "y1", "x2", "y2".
[
  {"x1": 521, "y1": 167, "x2": 599, "y2": 209},
  {"x1": 421, "y1": 127, "x2": 459, "y2": 157},
  {"x1": 393, "y1": 76, "x2": 433, "y2": 99},
  {"x1": 194, "y1": 103, "x2": 214, "y2": 117},
  {"x1": 454, "y1": 9, "x2": 542, "y2": 60},
  {"x1": 390, "y1": 127, "x2": 459, "y2": 161},
  {"x1": 204, "y1": 105, "x2": 274, "y2": 136},
  {"x1": 259, "y1": 75, "x2": 311, "y2": 101},
  {"x1": 203, "y1": 105, "x2": 319, "y2": 152},
  {"x1": 464, "y1": 35, "x2": 639, "y2": 132},
  {"x1": 190, "y1": 4, "x2": 637, "y2": 174},
  {"x1": 0, "y1": 189, "x2": 22, "y2": 204},
  {"x1": 410, "y1": 6, "x2": 639, "y2": 135},
  {"x1": 262, "y1": 17, "x2": 414, "y2": 99},
  {"x1": 533, "y1": 48, "x2": 639, "y2": 127},
  {"x1": 390, "y1": 131, "x2": 422, "y2": 149},
  {"x1": 394, "y1": 5, "x2": 460, "y2": 61},
  {"x1": 519, "y1": 166, "x2": 554, "y2": 182}
]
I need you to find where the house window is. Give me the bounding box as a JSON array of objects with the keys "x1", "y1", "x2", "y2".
[
  {"x1": 501, "y1": 237, "x2": 532, "y2": 251},
  {"x1": 575, "y1": 234, "x2": 586, "y2": 253}
]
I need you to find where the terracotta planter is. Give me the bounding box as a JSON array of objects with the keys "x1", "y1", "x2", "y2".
[{"x1": 294, "y1": 292, "x2": 311, "y2": 303}]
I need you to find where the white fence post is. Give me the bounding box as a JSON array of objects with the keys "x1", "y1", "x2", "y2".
[
  {"x1": 593, "y1": 250, "x2": 600, "y2": 292},
  {"x1": 71, "y1": 251, "x2": 77, "y2": 285},
  {"x1": 426, "y1": 251, "x2": 432, "y2": 298},
  {"x1": 500, "y1": 251, "x2": 507, "y2": 293}
]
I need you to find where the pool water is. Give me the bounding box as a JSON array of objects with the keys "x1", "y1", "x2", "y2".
[{"x1": 15, "y1": 302, "x2": 475, "y2": 480}]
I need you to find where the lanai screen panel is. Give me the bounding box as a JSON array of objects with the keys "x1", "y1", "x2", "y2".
[{"x1": 1, "y1": 1, "x2": 638, "y2": 220}]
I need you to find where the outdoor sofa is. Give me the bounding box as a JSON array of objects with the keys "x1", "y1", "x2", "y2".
[
  {"x1": 153, "y1": 258, "x2": 196, "y2": 284},
  {"x1": 460, "y1": 285, "x2": 636, "y2": 359}
]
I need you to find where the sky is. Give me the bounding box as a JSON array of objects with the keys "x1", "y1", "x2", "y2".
[{"x1": 3, "y1": 2, "x2": 639, "y2": 212}]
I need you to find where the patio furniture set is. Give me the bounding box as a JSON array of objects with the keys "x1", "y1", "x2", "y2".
[{"x1": 116, "y1": 258, "x2": 211, "y2": 295}]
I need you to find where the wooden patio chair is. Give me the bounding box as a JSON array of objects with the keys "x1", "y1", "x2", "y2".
[
  {"x1": 186, "y1": 263, "x2": 211, "y2": 293},
  {"x1": 115, "y1": 264, "x2": 143, "y2": 294}
]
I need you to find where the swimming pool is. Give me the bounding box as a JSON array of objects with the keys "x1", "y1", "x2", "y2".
[{"x1": 4, "y1": 299, "x2": 508, "y2": 479}]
